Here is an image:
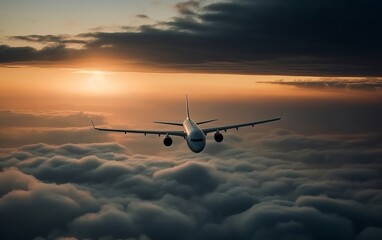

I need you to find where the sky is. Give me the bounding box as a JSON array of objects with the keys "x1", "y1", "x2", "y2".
[{"x1": 0, "y1": 1, "x2": 382, "y2": 240}]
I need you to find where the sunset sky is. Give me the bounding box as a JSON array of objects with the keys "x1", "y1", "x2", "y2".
[{"x1": 1, "y1": 1, "x2": 382, "y2": 240}]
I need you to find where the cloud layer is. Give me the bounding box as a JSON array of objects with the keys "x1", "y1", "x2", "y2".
[
  {"x1": 2, "y1": 0, "x2": 382, "y2": 76},
  {"x1": 1, "y1": 128, "x2": 381, "y2": 240}
]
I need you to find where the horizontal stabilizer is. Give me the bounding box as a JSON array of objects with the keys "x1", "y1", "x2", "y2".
[
  {"x1": 196, "y1": 119, "x2": 218, "y2": 125},
  {"x1": 154, "y1": 121, "x2": 183, "y2": 126}
]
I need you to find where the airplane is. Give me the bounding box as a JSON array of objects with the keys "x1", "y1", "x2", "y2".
[{"x1": 91, "y1": 96, "x2": 282, "y2": 153}]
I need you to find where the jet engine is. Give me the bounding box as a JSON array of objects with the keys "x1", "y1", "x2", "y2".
[
  {"x1": 214, "y1": 132, "x2": 223, "y2": 142},
  {"x1": 163, "y1": 136, "x2": 173, "y2": 146}
]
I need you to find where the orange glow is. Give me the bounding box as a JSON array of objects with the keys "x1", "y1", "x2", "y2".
[
  {"x1": 1, "y1": 66, "x2": 380, "y2": 113},
  {"x1": 1, "y1": 66, "x2": 381, "y2": 150}
]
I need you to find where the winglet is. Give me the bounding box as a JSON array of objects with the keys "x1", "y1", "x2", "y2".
[
  {"x1": 186, "y1": 94, "x2": 190, "y2": 119},
  {"x1": 90, "y1": 119, "x2": 96, "y2": 129},
  {"x1": 280, "y1": 110, "x2": 284, "y2": 119}
]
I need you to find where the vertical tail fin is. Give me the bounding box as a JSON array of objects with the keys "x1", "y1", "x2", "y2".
[{"x1": 186, "y1": 94, "x2": 190, "y2": 119}]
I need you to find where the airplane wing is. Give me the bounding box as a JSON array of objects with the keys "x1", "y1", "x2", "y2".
[
  {"x1": 202, "y1": 113, "x2": 282, "y2": 134},
  {"x1": 91, "y1": 120, "x2": 185, "y2": 137}
]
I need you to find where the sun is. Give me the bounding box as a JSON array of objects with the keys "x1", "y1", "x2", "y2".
[
  {"x1": 88, "y1": 70, "x2": 104, "y2": 87},
  {"x1": 75, "y1": 70, "x2": 119, "y2": 95}
]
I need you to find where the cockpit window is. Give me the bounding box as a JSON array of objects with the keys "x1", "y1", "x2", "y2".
[{"x1": 191, "y1": 138, "x2": 203, "y2": 142}]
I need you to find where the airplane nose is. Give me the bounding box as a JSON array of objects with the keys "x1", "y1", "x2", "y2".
[
  {"x1": 194, "y1": 142, "x2": 205, "y2": 153},
  {"x1": 187, "y1": 139, "x2": 205, "y2": 153}
]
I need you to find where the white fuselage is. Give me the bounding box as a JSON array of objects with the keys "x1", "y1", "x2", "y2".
[{"x1": 183, "y1": 118, "x2": 206, "y2": 153}]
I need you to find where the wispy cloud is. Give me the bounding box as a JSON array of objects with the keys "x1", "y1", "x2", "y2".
[
  {"x1": 11, "y1": 35, "x2": 87, "y2": 45},
  {"x1": 136, "y1": 14, "x2": 150, "y2": 19},
  {"x1": 0, "y1": 110, "x2": 109, "y2": 147},
  {"x1": 262, "y1": 78, "x2": 382, "y2": 91}
]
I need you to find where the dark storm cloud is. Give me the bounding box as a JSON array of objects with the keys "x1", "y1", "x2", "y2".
[
  {"x1": 1, "y1": 125, "x2": 381, "y2": 240},
  {"x1": 2, "y1": 0, "x2": 382, "y2": 76}
]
